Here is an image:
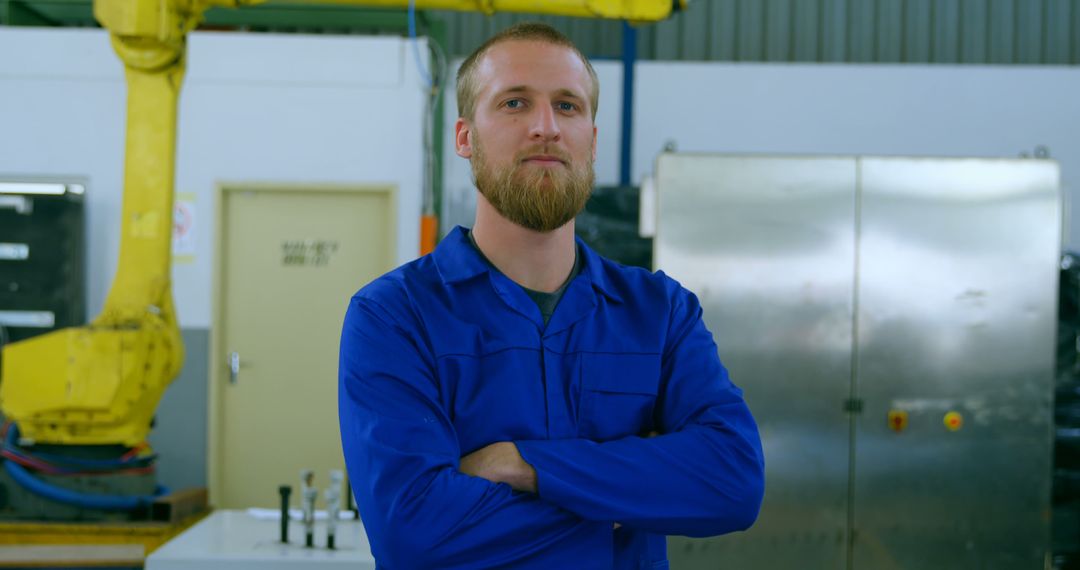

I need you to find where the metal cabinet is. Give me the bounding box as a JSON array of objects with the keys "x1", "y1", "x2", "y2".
[{"x1": 655, "y1": 154, "x2": 1059, "y2": 570}]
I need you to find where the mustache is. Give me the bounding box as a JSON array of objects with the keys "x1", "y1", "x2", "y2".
[{"x1": 515, "y1": 147, "x2": 571, "y2": 164}]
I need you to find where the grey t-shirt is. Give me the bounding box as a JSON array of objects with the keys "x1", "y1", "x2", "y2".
[{"x1": 466, "y1": 229, "x2": 581, "y2": 326}]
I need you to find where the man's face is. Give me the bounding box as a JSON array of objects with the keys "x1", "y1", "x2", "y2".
[{"x1": 456, "y1": 40, "x2": 597, "y2": 233}]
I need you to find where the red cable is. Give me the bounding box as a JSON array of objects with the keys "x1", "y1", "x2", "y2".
[
  {"x1": 1, "y1": 450, "x2": 64, "y2": 475},
  {"x1": 2, "y1": 422, "x2": 157, "y2": 478},
  {"x1": 120, "y1": 443, "x2": 148, "y2": 461}
]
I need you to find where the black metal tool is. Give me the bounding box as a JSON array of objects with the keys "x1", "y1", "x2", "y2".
[{"x1": 278, "y1": 485, "x2": 291, "y2": 543}]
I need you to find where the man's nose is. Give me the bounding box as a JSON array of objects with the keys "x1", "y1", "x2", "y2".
[{"x1": 528, "y1": 103, "x2": 561, "y2": 142}]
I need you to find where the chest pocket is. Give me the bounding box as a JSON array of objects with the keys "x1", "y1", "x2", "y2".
[{"x1": 577, "y1": 353, "x2": 661, "y2": 442}]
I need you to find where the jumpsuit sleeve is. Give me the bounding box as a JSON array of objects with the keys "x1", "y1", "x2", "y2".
[
  {"x1": 339, "y1": 297, "x2": 611, "y2": 569},
  {"x1": 514, "y1": 285, "x2": 766, "y2": 537}
]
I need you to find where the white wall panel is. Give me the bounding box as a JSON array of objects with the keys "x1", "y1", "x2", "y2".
[
  {"x1": 0, "y1": 29, "x2": 125, "y2": 327},
  {"x1": 0, "y1": 28, "x2": 427, "y2": 328},
  {"x1": 632, "y1": 62, "x2": 1080, "y2": 248}
]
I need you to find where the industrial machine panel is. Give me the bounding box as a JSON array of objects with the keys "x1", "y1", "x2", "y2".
[
  {"x1": 853, "y1": 158, "x2": 1058, "y2": 569},
  {"x1": 0, "y1": 183, "x2": 85, "y2": 345},
  {"x1": 655, "y1": 154, "x2": 857, "y2": 569}
]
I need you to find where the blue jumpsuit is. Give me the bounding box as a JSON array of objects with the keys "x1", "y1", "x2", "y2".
[{"x1": 338, "y1": 226, "x2": 764, "y2": 569}]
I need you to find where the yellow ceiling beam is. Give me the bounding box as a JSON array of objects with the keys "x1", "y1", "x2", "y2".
[{"x1": 278, "y1": 0, "x2": 683, "y2": 21}]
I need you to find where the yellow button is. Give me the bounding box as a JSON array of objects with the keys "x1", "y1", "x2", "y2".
[
  {"x1": 944, "y1": 411, "x2": 963, "y2": 431},
  {"x1": 888, "y1": 410, "x2": 908, "y2": 433}
]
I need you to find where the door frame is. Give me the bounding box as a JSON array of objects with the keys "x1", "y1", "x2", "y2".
[{"x1": 207, "y1": 182, "x2": 397, "y2": 507}]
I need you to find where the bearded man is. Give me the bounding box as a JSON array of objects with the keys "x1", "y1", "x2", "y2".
[{"x1": 338, "y1": 23, "x2": 764, "y2": 569}]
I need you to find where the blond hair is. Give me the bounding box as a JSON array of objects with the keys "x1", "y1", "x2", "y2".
[{"x1": 456, "y1": 22, "x2": 599, "y2": 122}]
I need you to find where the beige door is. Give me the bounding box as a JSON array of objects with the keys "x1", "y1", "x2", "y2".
[{"x1": 211, "y1": 185, "x2": 396, "y2": 508}]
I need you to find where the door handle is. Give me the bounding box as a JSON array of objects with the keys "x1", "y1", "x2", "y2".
[{"x1": 228, "y1": 351, "x2": 241, "y2": 385}]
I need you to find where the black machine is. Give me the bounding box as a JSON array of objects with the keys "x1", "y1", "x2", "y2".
[{"x1": 0, "y1": 182, "x2": 85, "y2": 346}]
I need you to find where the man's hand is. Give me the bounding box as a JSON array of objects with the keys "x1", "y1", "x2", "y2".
[{"x1": 459, "y1": 442, "x2": 537, "y2": 493}]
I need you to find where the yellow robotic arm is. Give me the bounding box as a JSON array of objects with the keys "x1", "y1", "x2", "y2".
[
  {"x1": 0, "y1": 0, "x2": 252, "y2": 446},
  {"x1": 0, "y1": 0, "x2": 681, "y2": 447}
]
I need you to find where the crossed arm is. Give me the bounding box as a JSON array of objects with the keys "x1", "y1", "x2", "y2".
[
  {"x1": 459, "y1": 288, "x2": 764, "y2": 536},
  {"x1": 460, "y1": 439, "x2": 649, "y2": 531},
  {"x1": 460, "y1": 441, "x2": 538, "y2": 492},
  {"x1": 339, "y1": 290, "x2": 764, "y2": 568}
]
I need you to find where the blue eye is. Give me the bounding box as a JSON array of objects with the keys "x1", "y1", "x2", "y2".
[
  {"x1": 558, "y1": 102, "x2": 576, "y2": 112},
  {"x1": 505, "y1": 99, "x2": 522, "y2": 109}
]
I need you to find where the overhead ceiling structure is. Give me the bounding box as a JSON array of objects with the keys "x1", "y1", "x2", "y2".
[{"x1": 3, "y1": 0, "x2": 1079, "y2": 64}]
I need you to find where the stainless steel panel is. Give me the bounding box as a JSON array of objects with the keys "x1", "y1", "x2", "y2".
[
  {"x1": 853, "y1": 158, "x2": 1059, "y2": 569},
  {"x1": 655, "y1": 154, "x2": 857, "y2": 569}
]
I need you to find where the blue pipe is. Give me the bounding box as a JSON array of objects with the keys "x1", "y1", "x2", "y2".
[
  {"x1": 3, "y1": 423, "x2": 169, "y2": 512},
  {"x1": 619, "y1": 21, "x2": 637, "y2": 187},
  {"x1": 408, "y1": 0, "x2": 433, "y2": 88}
]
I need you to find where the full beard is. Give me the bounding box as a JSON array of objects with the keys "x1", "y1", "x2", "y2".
[{"x1": 472, "y1": 140, "x2": 595, "y2": 233}]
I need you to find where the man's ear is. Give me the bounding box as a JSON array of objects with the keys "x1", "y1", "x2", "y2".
[
  {"x1": 592, "y1": 125, "x2": 598, "y2": 162},
  {"x1": 455, "y1": 118, "x2": 473, "y2": 159}
]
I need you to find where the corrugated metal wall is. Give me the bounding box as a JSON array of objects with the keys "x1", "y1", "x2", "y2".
[{"x1": 435, "y1": 0, "x2": 1080, "y2": 64}]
